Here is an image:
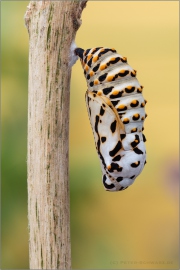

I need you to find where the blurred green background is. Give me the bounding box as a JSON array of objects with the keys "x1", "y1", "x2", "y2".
[{"x1": 1, "y1": 1, "x2": 179, "y2": 269}]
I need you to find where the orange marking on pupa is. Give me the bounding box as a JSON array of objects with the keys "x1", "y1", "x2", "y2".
[
  {"x1": 89, "y1": 71, "x2": 94, "y2": 77},
  {"x1": 112, "y1": 90, "x2": 119, "y2": 95},
  {"x1": 107, "y1": 165, "x2": 111, "y2": 170},
  {"x1": 107, "y1": 75, "x2": 114, "y2": 82},
  {"x1": 100, "y1": 64, "x2": 107, "y2": 71},
  {"x1": 85, "y1": 65, "x2": 89, "y2": 71},
  {"x1": 118, "y1": 104, "x2": 126, "y2": 110},
  {"x1": 120, "y1": 69, "x2": 126, "y2": 74},
  {"x1": 110, "y1": 57, "x2": 116, "y2": 62},
  {"x1": 97, "y1": 90, "x2": 102, "y2": 96},
  {"x1": 94, "y1": 79, "x2": 99, "y2": 85},
  {"x1": 122, "y1": 56, "x2": 127, "y2": 62},
  {"x1": 87, "y1": 54, "x2": 92, "y2": 60},
  {"x1": 93, "y1": 56, "x2": 98, "y2": 62}
]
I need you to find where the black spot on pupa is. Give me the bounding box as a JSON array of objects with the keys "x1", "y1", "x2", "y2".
[
  {"x1": 131, "y1": 128, "x2": 137, "y2": 133},
  {"x1": 100, "y1": 106, "x2": 105, "y2": 116},
  {"x1": 132, "y1": 114, "x2": 140, "y2": 121},
  {"x1": 130, "y1": 100, "x2": 139, "y2": 107},
  {"x1": 111, "y1": 163, "x2": 120, "y2": 169},
  {"x1": 117, "y1": 105, "x2": 127, "y2": 112},
  {"x1": 112, "y1": 155, "x2": 121, "y2": 162},
  {"x1": 94, "y1": 115, "x2": 99, "y2": 134},
  {"x1": 116, "y1": 176, "x2": 123, "y2": 182},
  {"x1": 131, "y1": 70, "x2": 136, "y2": 77},
  {"x1": 99, "y1": 73, "x2": 108, "y2": 82},
  {"x1": 121, "y1": 57, "x2": 127, "y2": 63},
  {"x1": 101, "y1": 137, "x2": 106, "y2": 143},
  {"x1": 83, "y1": 55, "x2": 88, "y2": 64},
  {"x1": 102, "y1": 86, "x2": 114, "y2": 95},
  {"x1": 111, "y1": 100, "x2": 119, "y2": 107},
  {"x1": 108, "y1": 163, "x2": 122, "y2": 173},
  {"x1": 123, "y1": 118, "x2": 129, "y2": 124},
  {"x1": 131, "y1": 161, "x2": 140, "y2": 168},
  {"x1": 131, "y1": 135, "x2": 140, "y2": 148},
  {"x1": 90, "y1": 81, "x2": 94, "y2": 87},
  {"x1": 110, "y1": 120, "x2": 117, "y2": 133},
  {"x1": 93, "y1": 63, "x2": 100, "y2": 72},
  {"x1": 113, "y1": 74, "x2": 118, "y2": 80},
  {"x1": 137, "y1": 88, "x2": 142, "y2": 93},
  {"x1": 119, "y1": 70, "x2": 129, "y2": 77},
  {"x1": 130, "y1": 175, "x2": 135, "y2": 179},
  {"x1": 142, "y1": 134, "x2": 146, "y2": 142},
  {"x1": 109, "y1": 57, "x2": 120, "y2": 65},
  {"x1": 84, "y1": 49, "x2": 91, "y2": 56},
  {"x1": 109, "y1": 141, "x2": 122, "y2": 157},
  {"x1": 110, "y1": 91, "x2": 123, "y2": 99},
  {"x1": 103, "y1": 174, "x2": 115, "y2": 189},
  {"x1": 87, "y1": 57, "x2": 93, "y2": 67},
  {"x1": 120, "y1": 134, "x2": 126, "y2": 140},
  {"x1": 133, "y1": 147, "x2": 143, "y2": 155},
  {"x1": 125, "y1": 87, "x2": 135, "y2": 93}
]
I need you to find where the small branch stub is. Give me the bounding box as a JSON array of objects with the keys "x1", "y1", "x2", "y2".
[{"x1": 25, "y1": 1, "x2": 87, "y2": 269}]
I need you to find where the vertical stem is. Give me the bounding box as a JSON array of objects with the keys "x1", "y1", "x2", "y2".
[{"x1": 24, "y1": 1, "x2": 87, "y2": 269}]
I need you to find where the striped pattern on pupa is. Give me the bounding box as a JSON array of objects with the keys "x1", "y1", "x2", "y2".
[{"x1": 75, "y1": 47, "x2": 147, "y2": 191}]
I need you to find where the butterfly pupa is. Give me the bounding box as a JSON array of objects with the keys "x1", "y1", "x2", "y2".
[{"x1": 75, "y1": 47, "x2": 147, "y2": 191}]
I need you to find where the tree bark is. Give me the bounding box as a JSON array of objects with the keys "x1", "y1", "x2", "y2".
[{"x1": 24, "y1": 1, "x2": 87, "y2": 269}]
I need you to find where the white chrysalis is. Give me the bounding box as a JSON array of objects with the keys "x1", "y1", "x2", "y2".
[{"x1": 75, "y1": 47, "x2": 147, "y2": 191}]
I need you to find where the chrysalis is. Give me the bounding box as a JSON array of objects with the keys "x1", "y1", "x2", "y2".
[{"x1": 75, "y1": 47, "x2": 147, "y2": 191}]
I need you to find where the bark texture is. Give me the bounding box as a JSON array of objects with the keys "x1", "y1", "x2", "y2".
[{"x1": 24, "y1": 1, "x2": 87, "y2": 269}]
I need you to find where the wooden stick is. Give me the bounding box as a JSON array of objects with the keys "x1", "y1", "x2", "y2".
[{"x1": 24, "y1": 1, "x2": 87, "y2": 268}]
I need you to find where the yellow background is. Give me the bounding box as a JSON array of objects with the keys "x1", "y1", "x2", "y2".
[{"x1": 1, "y1": 1, "x2": 179, "y2": 269}]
